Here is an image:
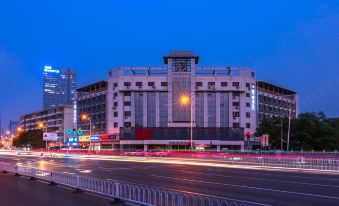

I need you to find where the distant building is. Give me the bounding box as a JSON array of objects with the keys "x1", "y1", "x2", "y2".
[
  {"x1": 43, "y1": 66, "x2": 77, "y2": 110},
  {"x1": 257, "y1": 80, "x2": 298, "y2": 124},
  {"x1": 105, "y1": 51, "x2": 257, "y2": 151},
  {"x1": 8, "y1": 120, "x2": 19, "y2": 137},
  {"x1": 19, "y1": 105, "x2": 74, "y2": 142}
]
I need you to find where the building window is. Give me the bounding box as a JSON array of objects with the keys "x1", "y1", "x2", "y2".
[
  {"x1": 124, "y1": 82, "x2": 131, "y2": 86},
  {"x1": 246, "y1": 93, "x2": 250, "y2": 98},
  {"x1": 114, "y1": 112, "x2": 118, "y2": 117},
  {"x1": 246, "y1": 102, "x2": 250, "y2": 107},
  {"x1": 246, "y1": 123, "x2": 251, "y2": 128},
  {"x1": 233, "y1": 92, "x2": 240, "y2": 97},
  {"x1": 221, "y1": 82, "x2": 228, "y2": 87},
  {"x1": 114, "y1": 102, "x2": 118, "y2": 107},
  {"x1": 136, "y1": 82, "x2": 142, "y2": 87},
  {"x1": 233, "y1": 112, "x2": 240, "y2": 117},
  {"x1": 233, "y1": 123, "x2": 240, "y2": 128},
  {"x1": 124, "y1": 92, "x2": 131, "y2": 96},
  {"x1": 114, "y1": 122, "x2": 118, "y2": 128},
  {"x1": 113, "y1": 92, "x2": 118, "y2": 97},
  {"x1": 246, "y1": 83, "x2": 250, "y2": 88},
  {"x1": 124, "y1": 102, "x2": 131, "y2": 106},
  {"x1": 246, "y1": 112, "x2": 250, "y2": 118},
  {"x1": 232, "y1": 82, "x2": 240, "y2": 87},
  {"x1": 148, "y1": 82, "x2": 155, "y2": 87},
  {"x1": 113, "y1": 83, "x2": 118, "y2": 87},
  {"x1": 161, "y1": 82, "x2": 168, "y2": 87},
  {"x1": 233, "y1": 102, "x2": 240, "y2": 106},
  {"x1": 124, "y1": 111, "x2": 131, "y2": 117},
  {"x1": 251, "y1": 72, "x2": 255, "y2": 77},
  {"x1": 208, "y1": 82, "x2": 215, "y2": 86},
  {"x1": 124, "y1": 122, "x2": 131, "y2": 128},
  {"x1": 196, "y1": 82, "x2": 203, "y2": 87}
]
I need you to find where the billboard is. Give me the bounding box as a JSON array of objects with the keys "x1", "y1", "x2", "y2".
[{"x1": 43, "y1": 133, "x2": 58, "y2": 141}]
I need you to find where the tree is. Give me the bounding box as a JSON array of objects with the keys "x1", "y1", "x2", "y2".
[
  {"x1": 13, "y1": 129, "x2": 45, "y2": 149},
  {"x1": 256, "y1": 112, "x2": 339, "y2": 151}
]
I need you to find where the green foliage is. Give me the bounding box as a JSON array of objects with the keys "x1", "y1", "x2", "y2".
[
  {"x1": 12, "y1": 129, "x2": 45, "y2": 149},
  {"x1": 256, "y1": 112, "x2": 339, "y2": 151}
]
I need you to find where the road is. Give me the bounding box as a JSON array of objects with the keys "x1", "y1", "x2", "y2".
[
  {"x1": 0, "y1": 171, "x2": 122, "y2": 206},
  {"x1": 0, "y1": 155, "x2": 339, "y2": 206}
]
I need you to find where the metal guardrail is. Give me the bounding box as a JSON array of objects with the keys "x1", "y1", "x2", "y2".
[
  {"x1": 0, "y1": 162, "x2": 261, "y2": 206},
  {"x1": 178, "y1": 156, "x2": 339, "y2": 172}
]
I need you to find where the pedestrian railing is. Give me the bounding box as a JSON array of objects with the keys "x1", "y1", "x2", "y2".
[
  {"x1": 176, "y1": 155, "x2": 339, "y2": 172},
  {"x1": 0, "y1": 162, "x2": 261, "y2": 206}
]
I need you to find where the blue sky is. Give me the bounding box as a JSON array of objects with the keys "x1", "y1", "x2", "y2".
[{"x1": 1, "y1": 0, "x2": 339, "y2": 130}]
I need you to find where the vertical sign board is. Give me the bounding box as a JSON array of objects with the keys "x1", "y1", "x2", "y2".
[{"x1": 261, "y1": 134, "x2": 269, "y2": 147}]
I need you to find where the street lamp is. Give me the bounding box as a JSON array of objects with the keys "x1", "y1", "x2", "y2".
[
  {"x1": 17, "y1": 127, "x2": 23, "y2": 133},
  {"x1": 179, "y1": 94, "x2": 193, "y2": 150},
  {"x1": 81, "y1": 114, "x2": 92, "y2": 151},
  {"x1": 38, "y1": 123, "x2": 48, "y2": 151}
]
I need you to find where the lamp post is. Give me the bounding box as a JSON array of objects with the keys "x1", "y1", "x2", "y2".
[
  {"x1": 179, "y1": 94, "x2": 193, "y2": 150},
  {"x1": 81, "y1": 114, "x2": 92, "y2": 152},
  {"x1": 38, "y1": 123, "x2": 48, "y2": 151},
  {"x1": 17, "y1": 127, "x2": 23, "y2": 133}
]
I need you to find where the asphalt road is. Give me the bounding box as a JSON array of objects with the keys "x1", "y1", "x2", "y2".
[
  {"x1": 0, "y1": 172, "x2": 122, "y2": 206},
  {"x1": 0, "y1": 155, "x2": 338, "y2": 206}
]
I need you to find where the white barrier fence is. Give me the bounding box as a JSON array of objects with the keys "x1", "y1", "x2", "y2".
[
  {"x1": 0, "y1": 162, "x2": 260, "y2": 206},
  {"x1": 185, "y1": 156, "x2": 339, "y2": 172}
]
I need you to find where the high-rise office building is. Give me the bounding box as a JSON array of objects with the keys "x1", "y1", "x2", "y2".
[{"x1": 43, "y1": 66, "x2": 77, "y2": 110}]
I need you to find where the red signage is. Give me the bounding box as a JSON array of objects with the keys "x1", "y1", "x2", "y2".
[
  {"x1": 136, "y1": 129, "x2": 152, "y2": 140},
  {"x1": 100, "y1": 135, "x2": 111, "y2": 141},
  {"x1": 245, "y1": 131, "x2": 251, "y2": 139}
]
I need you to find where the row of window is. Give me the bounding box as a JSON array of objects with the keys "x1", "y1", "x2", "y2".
[
  {"x1": 120, "y1": 82, "x2": 168, "y2": 87},
  {"x1": 114, "y1": 82, "x2": 254, "y2": 89},
  {"x1": 259, "y1": 105, "x2": 294, "y2": 114},
  {"x1": 232, "y1": 112, "x2": 251, "y2": 118},
  {"x1": 258, "y1": 95, "x2": 295, "y2": 107},
  {"x1": 77, "y1": 95, "x2": 106, "y2": 105},
  {"x1": 78, "y1": 104, "x2": 106, "y2": 113}
]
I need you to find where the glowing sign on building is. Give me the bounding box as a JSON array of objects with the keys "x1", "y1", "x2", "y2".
[
  {"x1": 79, "y1": 135, "x2": 90, "y2": 142},
  {"x1": 44, "y1": 66, "x2": 60, "y2": 73},
  {"x1": 251, "y1": 84, "x2": 256, "y2": 111}
]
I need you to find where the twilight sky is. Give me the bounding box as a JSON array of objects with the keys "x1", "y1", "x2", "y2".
[{"x1": 1, "y1": 0, "x2": 339, "y2": 130}]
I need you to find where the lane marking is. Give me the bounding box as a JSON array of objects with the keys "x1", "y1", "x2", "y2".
[
  {"x1": 151, "y1": 175, "x2": 339, "y2": 200},
  {"x1": 176, "y1": 170, "x2": 339, "y2": 188}
]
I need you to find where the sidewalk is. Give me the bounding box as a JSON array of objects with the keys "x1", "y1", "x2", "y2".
[{"x1": 0, "y1": 172, "x2": 124, "y2": 206}]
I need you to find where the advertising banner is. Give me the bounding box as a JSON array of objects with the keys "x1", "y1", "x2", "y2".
[{"x1": 43, "y1": 133, "x2": 58, "y2": 141}]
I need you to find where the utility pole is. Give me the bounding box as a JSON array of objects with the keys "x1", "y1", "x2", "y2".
[
  {"x1": 287, "y1": 102, "x2": 292, "y2": 151},
  {"x1": 280, "y1": 118, "x2": 283, "y2": 151}
]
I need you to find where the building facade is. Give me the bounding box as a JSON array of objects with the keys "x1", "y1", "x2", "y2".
[
  {"x1": 43, "y1": 66, "x2": 77, "y2": 110},
  {"x1": 75, "y1": 81, "x2": 120, "y2": 149},
  {"x1": 257, "y1": 80, "x2": 298, "y2": 124},
  {"x1": 20, "y1": 105, "x2": 74, "y2": 142},
  {"x1": 106, "y1": 51, "x2": 257, "y2": 151},
  {"x1": 8, "y1": 120, "x2": 19, "y2": 137},
  {"x1": 76, "y1": 81, "x2": 108, "y2": 135}
]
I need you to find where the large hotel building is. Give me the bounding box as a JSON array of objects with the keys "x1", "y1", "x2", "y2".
[{"x1": 76, "y1": 52, "x2": 259, "y2": 150}]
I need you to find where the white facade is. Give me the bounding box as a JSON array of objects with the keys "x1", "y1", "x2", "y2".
[{"x1": 106, "y1": 52, "x2": 257, "y2": 150}]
